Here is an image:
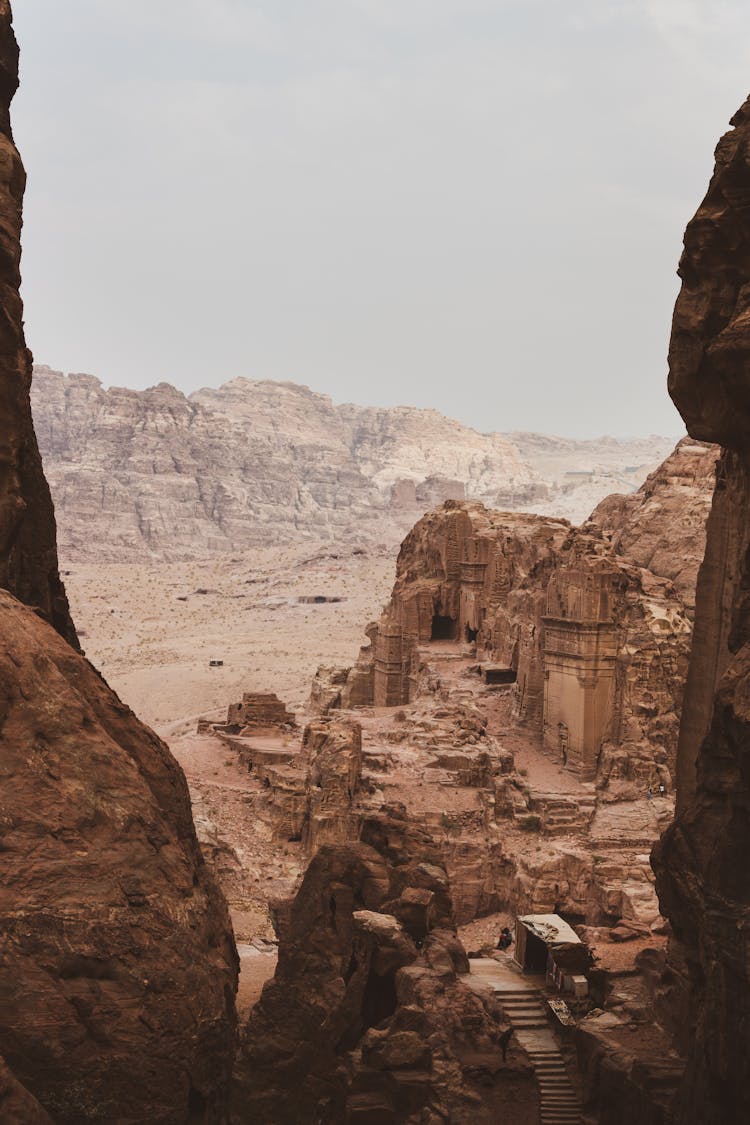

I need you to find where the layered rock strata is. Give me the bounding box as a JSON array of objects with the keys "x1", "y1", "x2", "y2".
[
  {"x1": 653, "y1": 95, "x2": 750, "y2": 1125},
  {"x1": 30, "y1": 365, "x2": 674, "y2": 562},
  {"x1": 0, "y1": 6, "x2": 239, "y2": 1118}
]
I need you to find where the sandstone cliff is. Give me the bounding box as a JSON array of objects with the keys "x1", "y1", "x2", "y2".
[
  {"x1": 30, "y1": 365, "x2": 674, "y2": 561},
  {"x1": 191, "y1": 432, "x2": 717, "y2": 1120},
  {"x1": 0, "y1": 12, "x2": 74, "y2": 644},
  {"x1": 0, "y1": 5, "x2": 239, "y2": 1118},
  {"x1": 652, "y1": 95, "x2": 750, "y2": 1125},
  {"x1": 0, "y1": 591, "x2": 238, "y2": 1122}
]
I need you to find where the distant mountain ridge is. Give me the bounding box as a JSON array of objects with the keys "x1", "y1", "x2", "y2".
[{"x1": 31, "y1": 365, "x2": 677, "y2": 561}]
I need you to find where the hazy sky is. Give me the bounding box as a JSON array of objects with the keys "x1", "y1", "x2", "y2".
[{"x1": 10, "y1": 1, "x2": 750, "y2": 437}]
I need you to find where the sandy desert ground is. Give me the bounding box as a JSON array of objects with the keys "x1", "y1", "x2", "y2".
[{"x1": 63, "y1": 541, "x2": 397, "y2": 733}]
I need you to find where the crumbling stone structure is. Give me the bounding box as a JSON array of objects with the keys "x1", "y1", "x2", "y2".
[
  {"x1": 335, "y1": 494, "x2": 695, "y2": 787},
  {"x1": 227, "y1": 691, "x2": 296, "y2": 731}
]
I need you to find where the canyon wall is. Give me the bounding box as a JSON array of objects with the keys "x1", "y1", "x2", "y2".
[
  {"x1": 0, "y1": 12, "x2": 75, "y2": 645},
  {"x1": 30, "y1": 365, "x2": 674, "y2": 561},
  {"x1": 0, "y1": 6, "x2": 239, "y2": 1119},
  {"x1": 653, "y1": 95, "x2": 750, "y2": 1124}
]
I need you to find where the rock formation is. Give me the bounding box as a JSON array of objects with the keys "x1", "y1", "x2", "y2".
[
  {"x1": 0, "y1": 591, "x2": 238, "y2": 1122},
  {"x1": 0, "y1": 6, "x2": 239, "y2": 1119},
  {"x1": 0, "y1": 13, "x2": 75, "y2": 645},
  {"x1": 652, "y1": 95, "x2": 750, "y2": 1125},
  {"x1": 590, "y1": 436, "x2": 717, "y2": 615},
  {"x1": 335, "y1": 495, "x2": 694, "y2": 789},
  {"x1": 234, "y1": 817, "x2": 539, "y2": 1124},
  {"x1": 29, "y1": 365, "x2": 674, "y2": 561}
]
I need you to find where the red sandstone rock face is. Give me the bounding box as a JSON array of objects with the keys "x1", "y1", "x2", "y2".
[
  {"x1": 652, "y1": 95, "x2": 750, "y2": 1125},
  {"x1": 0, "y1": 590, "x2": 238, "y2": 1121},
  {"x1": 0, "y1": 4, "x2": 75, "y2": 646}
]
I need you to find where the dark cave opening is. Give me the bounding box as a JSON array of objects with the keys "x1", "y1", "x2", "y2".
[
  {"x1": 361, "y1": 968, "x2": 398, "y2": 1030},
  {"x1": 431, "y1": 614, "x2": 457, "y2": 641}
]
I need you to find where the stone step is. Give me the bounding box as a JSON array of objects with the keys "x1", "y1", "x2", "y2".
[{"x1": 504, "y1": 1003, "x2": 546, "y2": 1013}]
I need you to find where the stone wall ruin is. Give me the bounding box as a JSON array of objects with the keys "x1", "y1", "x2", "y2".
[{"x1": 331, "y1": 482, "x2": 701, "y2": 788}]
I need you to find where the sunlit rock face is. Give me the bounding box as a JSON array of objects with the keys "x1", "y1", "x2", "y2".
[
  {"x1": 653, "y1": 94, "x2": 750, "y2": 1125},
  {"x1": 0, "y1": 4, "x2": 239, "y2": 1119}
]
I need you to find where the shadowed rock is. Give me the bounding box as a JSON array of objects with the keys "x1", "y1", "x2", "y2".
[
  {"x1": 234, "y1": 814, "x2": 538, "y2": 1124},
  {"x1": 0, "y1": 2, "x2": 75, "y2": 646},
  {"x1": 653, "y1": 94, "x2": 750, "y2": 1125}
]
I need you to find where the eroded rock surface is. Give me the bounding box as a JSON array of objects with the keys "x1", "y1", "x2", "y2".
[
  {"x1": 590, "y1": 436, "x2": 717, "y2": 615},
  {"x1": 234, "y1": 824, "x2": 538, "y2": 1124},
  {"x1": 30, "y1": 365, "x2": 675, "y2": 562},
  {"x1": 653, "y1": 95, "x2": 750, "y2": 1125},
  {"x1": 0, "y1": 590, "x2": 238, "y2": 1122}
]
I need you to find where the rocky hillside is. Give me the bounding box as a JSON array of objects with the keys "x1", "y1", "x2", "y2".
[
  {"x1": 590, "y1": 437, "x2": 717, "y2": 614},
  {"x1": 30, "y1": 365, "x2": 675, "y2": 561}
]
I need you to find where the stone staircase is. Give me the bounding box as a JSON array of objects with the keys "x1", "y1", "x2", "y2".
[
  {"x1": 468, "y1": 962, "x2": 581, "y2": 1125},
  {"x1": 526, "y1": 792, "x2": 596, "y2": 837},
  {"x1": 535, "y1": 1050, "x2": 581, "y2": 1125},
  {"x1": 500, "y1": 989, "x2": 581, "y2": 1124}
]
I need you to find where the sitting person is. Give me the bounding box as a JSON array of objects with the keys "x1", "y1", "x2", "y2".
[{"x1": 497, "y1": 926, "x2": 513, "y2": 951}]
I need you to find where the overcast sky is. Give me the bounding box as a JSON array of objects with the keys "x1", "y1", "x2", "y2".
[{"x1": 10, "y1": 1, "x2": 750, "y2": 437}]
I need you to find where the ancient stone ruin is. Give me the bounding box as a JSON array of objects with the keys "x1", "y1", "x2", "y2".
[
  {"x1": 329, "y1": 439, "x2": 713, "y2": 792},
  {"x1": 195, "y1": 436, "x2": 716, "y2": 1120}
]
